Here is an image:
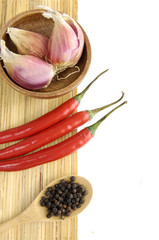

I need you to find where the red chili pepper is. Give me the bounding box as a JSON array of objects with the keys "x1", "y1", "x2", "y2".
[
  {"x1": 0, "y1": 92, "x2": 124, "y2": 160},
  {"x1": 0, "y1": 69, "x2": 109, "y2": 144},
  {"x1": 0, "y1": 101, "x2": 127, "y2": 172}
]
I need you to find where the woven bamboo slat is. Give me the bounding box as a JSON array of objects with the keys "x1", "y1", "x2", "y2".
[{"x1": 0, "y1": 1, "x2": 78, "y2": 239}]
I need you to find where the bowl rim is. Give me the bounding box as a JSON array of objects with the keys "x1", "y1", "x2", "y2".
[{"x1": 0, "y1": 9, "x2": 91, "y2": 99}]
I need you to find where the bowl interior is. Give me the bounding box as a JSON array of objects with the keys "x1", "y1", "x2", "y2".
[{"x1": 0, "y1": 10, "x2": 90, "y2": 98}]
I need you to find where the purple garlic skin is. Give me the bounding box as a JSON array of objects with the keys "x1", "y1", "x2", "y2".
[
  {"x1": 10, "y1": 56, "x2": 54, "y2": 90},
  {"x1": 0, "y1": 40, "x2": 55, "y2": 90},
  {"x1": 62, "y1": 13, "x2": 84, "y2": 66},
  {"x1": 7, "y1": 27, "x2": 49, "y2": 59},
  {"x1": 42, "y1": 9, "x2": 84, "y2": 72}
]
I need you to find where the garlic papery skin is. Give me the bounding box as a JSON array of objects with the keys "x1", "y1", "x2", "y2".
[
  {"x1": 7, "y1": 27, "x2": 48, "y2": 59},
  {"x1": 0, "y1": 40, "x2": 55, "y2": 90},
  {"x1": 42, "y1": 9, "x2": 84, "y2": 72},
  {"x1": 62, "y1": 13, "x2": 84, "y2": 66}
]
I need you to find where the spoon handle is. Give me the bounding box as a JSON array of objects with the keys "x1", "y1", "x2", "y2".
[{"x1": 0, "y1": 211, "x2": 30, "y2": 233}]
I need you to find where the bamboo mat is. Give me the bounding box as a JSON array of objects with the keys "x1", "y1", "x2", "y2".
[{"x1": 0, "y1": 0, "x2": 78, "y2": 239}]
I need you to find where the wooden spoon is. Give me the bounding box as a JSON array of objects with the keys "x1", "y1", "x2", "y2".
[{"x1": 0, "y1": 175, "x2": 93, "y2": 233}]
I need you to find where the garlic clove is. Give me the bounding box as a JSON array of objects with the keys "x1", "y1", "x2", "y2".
[
  {"x1": 41, "y1": 8, "x2": 84, "y2": 72},
  {"x1": 62, "y1": 13, "x2": 84, "y2": 65},
  {"x1": 43, "y1": 10, "x2": 78, "y2": 68},
  {"x1": 0, "y1": 40, "x2": 56, "y2": 90},
  {"x1": 7, "y1": 27, "x2": 48, "y2": 59}
]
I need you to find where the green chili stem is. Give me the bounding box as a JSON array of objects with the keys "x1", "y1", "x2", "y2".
[
  {"x1": 74, "y1": 69, "x2": 109, "y2": 103},
  {"x1": 87, "y1": 101, "x2": 127, "y2": 136},
  {"x1": 87, "y1": 92, "x2": 124, "y2": 119}
]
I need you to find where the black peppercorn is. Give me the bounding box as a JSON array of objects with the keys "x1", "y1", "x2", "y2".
[
  {"x1": 51, "y1": 190, "x2": 55, "y2": 196},
  {"x1": 46, "y1": 202, "x2": 51, "y2": 208},
  {"x1": 55, "y1": 194, "x2": 59, "y2": 199},
  {"x1": 82, "y1": 190, "x2": 88, "y2": 196},
  {"x1": 73, "y1": 193, "x2": 77, "y2": 198},
  {"x1": 61, "y1": 192, "x2": 65, "y2": 198},
  {"x1": 41, "y1": 196, "x2": 46, "y2": 201},
  {"x1": 58, "y1": 197, "x2": 62, "y2": 202},
  {"x1": 44, "y1": 198, "x2": 49, "y2": 203},
  {"x1": 58, "y1": 190, "x2": 62, "y2": 195},
  {"x1": 77, "y1": 193, "x2": 82, "y2": 198},
  {"x1": 58, "y1": 183, "x2": 62, "y2": 188},
  {"x1": 58, "y1": 210, "x2": 62, "y2": 215},
  {"x1": 71, "y1": 183, "x2": 77, "y2": 189},
  {"x1": 53, "y1": 207, "x2": 58, "y2": 214},
  {"x1": 56, "y1": 201, "x2": 60, "y2": 207},
  {"x1": 70, "y1": 194, "x2": 73, "y2": 199},
  {"x1": 59, "y1": 203, "x2": 63, "y2": 208},
  {"x1": 55, "y1": 188, "x2": 59, "y2": 193},
  {"x1": 67, "y1": 183, "x2": 71, "y2": 189},
  {"x1": 79, "y1": 199, "x2": 84, "y2": 204},
  {"x1": 40, "y1": 201, "x2": 45, "y2": 207},
  {"x1": 45, "y1": 191, "x2": 50, "y2": 196},
  {"x1": 67, "y1": 202, "x2": 72, "y2": 207},
  {"x1": 65, "y1": 189, "x2": 68, "y2": 194},
  {"x1": 65, "y1": 212, "x2": 70, "y2": 216},
  {"x1": 70, "y1": 176, "x2": 76, "y2": 182},
  {"x1": 63, "y1": 204, "x2": 67, "y2": 209},
  {"x1": 72, "y1": 204, "x2": 77, "y2": 210},
  {"x1": 51, "y1": 203, "x2": 56, "y2": 208},
  {"x1": 71, "y1": 199, "x2": 75, "y2": 204},
  {"x1": 62, "y1": 209, "x2": 66, "y2": 214},
  {"x1": 67, "y1": 206, "x2": 71, "y2": 211},
  {"x1": 72, "y1": 189, "x2": 76, "y2": 193},
  {"x1": 75, "y1": 201, "x2": 79, "y2": 206},
  {"x1": 40, "y1": 177, "x2": 88, "y2": 219},
  {"x1": 61, "y1": 186, "x2": 65, "y2": 192}
]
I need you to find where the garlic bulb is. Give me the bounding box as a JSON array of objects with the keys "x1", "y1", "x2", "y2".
[
  {"x1": 7, "y1": 27, "x2": 48, "y2": 59},
  {"x1": 0, "y1": 40, "x2": 55, "y2": 90},
  {"x1": 41, "y1": 8, "x2": 84, "y2": 72}
]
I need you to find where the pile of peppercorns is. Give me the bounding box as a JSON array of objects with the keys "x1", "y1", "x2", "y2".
[{"x1": 40, "y1": 176, "x2": 88, "y2": 219}]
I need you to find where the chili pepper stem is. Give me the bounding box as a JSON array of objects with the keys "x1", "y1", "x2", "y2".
[
  {"x1": 87, "y1": 91, "x2": 125, "y2": 119},
  {"x1": 87, "y1": 101, "x2": 127, "y2": 136},
  {"x1": 74, "y1": 69, "x2": 109, "y2": 103}
]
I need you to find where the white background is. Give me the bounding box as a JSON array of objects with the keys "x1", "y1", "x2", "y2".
[{"x1": 77, "y1": 0, "x2": 159, "y2": 239}]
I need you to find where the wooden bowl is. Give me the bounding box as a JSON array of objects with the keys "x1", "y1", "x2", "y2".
[{"x1": 0, "y1": 9, "x2": 91, "y2": 99}]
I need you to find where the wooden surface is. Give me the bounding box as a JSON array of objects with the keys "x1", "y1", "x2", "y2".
[
  {"x1": 0, "y1": 176, "x2": 93, "y2": 233},
  {"x1": 0, "y1": 1, "x2": 78, "y2": 239}
]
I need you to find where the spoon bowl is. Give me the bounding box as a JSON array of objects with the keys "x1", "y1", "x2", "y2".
[{"x1": 0, "y1": 175, "x2": 93, "y2": 232}]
